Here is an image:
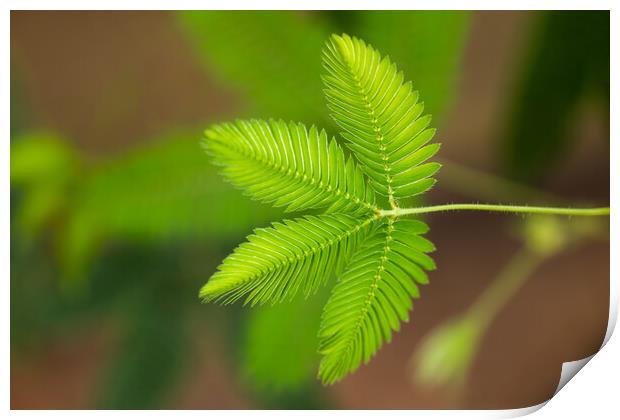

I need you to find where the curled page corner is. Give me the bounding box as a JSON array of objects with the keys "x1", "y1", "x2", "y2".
[
  {"x1": 499, "y1": 401, "x2": 547, "y2": 418},
  {"x1": 553, "y1": 263, "x2": 617, "y2": 395},
  {"x1": 548, "y1": 267, "x2": 617, "y2": 401},
  {"x1": 497, "y1": 354, "x2": 600, "y2": 418},
  {"x1": 499, "y1": 271, "x2": 617, "y2": 417},
  {"x1": 553, "y1": 355, "x2": 595, "y2": 396},
  {"x1": 542, "y1": 202, "x2": 616, "y2": 411}
]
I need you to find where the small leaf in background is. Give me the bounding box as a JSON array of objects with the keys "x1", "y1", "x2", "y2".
[
  {"x1": 521, "y1": 215, "x2": 608, "y2": 257},
  {"x1": 412, "y1": 317, "x2": 482, "y2": 390},
  {"x1": 521, "y1": 216, "x2": 569, "y2": 257}
]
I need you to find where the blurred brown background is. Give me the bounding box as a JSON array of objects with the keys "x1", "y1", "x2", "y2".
[{"x1": 10, "y1": 11, "x2": 609, "y2": 409}]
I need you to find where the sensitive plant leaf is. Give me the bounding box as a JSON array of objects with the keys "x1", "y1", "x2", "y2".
[
  {"x1": 322, "y1": 34, "x2": 441, "y2": 205},
  {"x1": 200, "y1": 213, "x2": 376, "y2": 306},
  {"x1": 204, "y1": 119, "x2": 377, "y2": 214},
  {"x1": 201, "y1": 33, "x2": 441, "y2": 385},
  {"x1": 318, "y1": 218, "x2": 435, "y2": 384}
]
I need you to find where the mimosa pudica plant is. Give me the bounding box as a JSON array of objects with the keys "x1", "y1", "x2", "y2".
[{"x1": 199, "y1": 34, "x2": 610, "y2": 385}]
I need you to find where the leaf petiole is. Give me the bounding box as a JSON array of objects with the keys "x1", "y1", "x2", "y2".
[{"x1": 379, "y1": 204, "x2": 610, "y2": 218}]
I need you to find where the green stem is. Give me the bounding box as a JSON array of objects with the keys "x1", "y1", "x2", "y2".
[{"x1": 379, "y1": 203, "x2": 610, "y2": 218}]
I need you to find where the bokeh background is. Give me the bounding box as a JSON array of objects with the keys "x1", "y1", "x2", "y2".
[{"x1": 10, "y1": 10, "x2": 610, "y2": 409}]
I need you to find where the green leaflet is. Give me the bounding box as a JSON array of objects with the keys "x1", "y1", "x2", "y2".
[
  {"x1": 204, "y1": 119, "x2": 377, "y2": 214},
  {"x1": 322, "y1": 34, "x2": 441, "y2": 205},
  {"x1": 200, "y1": 214, "x2": 376, "y2": 306},
  {"x1": 318, "y1": 219, "x2": 435, "y2": 384},
  {"x1": 201, "y1": 32, "x2": 440, "y2": 385}
]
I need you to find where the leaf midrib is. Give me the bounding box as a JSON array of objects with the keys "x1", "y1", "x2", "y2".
[
  {"x1": 337, "y1": 219, "x2": 394, "y2": 362},
  {"x1": 339, "y1": 55, "x2": 395, "y2": 207}
]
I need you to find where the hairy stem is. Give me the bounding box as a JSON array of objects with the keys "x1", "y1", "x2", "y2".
[{"x1": 379, "y1": 203, "x2": 610, "y2": 218}]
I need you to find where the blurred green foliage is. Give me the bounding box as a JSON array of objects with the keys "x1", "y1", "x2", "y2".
[
  {"x1": 502, "y1": 10, "x2": 609, "y2": 183},
  {"x1": 93, "y1": 248, "x2": 189, "y2": 409},
  {"x1": 11, "y1": 131, "x2": 279, "y2": 286},
  {"x1": 11, "y1": 133, "x2": 79, "y2": 240},
  {"x1": 178, "y1": 11, "x2": 330, "y2": 123},
  {"x1": 242, "y1": 285, "x2": 331, "y2": 392},
  {"x1": 11, "y1": 129, "x2": 278, "y2": 408}
]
